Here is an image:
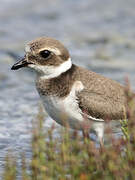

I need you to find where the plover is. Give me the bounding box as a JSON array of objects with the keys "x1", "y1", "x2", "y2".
[{"x1": 11, "y1": 37, "x2": 127, "y2": 144}]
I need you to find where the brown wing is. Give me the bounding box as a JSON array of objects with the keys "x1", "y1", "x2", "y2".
[{"x1": 77, "y1": 89, "x2": 126, "y2": 120}]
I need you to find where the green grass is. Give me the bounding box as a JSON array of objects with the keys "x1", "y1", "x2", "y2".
[{"x1": 2, "y1": 83, "x2": 135, "y2": 180}]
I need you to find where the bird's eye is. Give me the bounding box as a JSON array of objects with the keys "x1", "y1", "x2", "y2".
[{"x1": 40, "y1": 50, "x2": 51, "y2": 59}]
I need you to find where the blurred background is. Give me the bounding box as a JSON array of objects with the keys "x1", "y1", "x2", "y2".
[{"x1": 0, "y1": 0, "x2": 135, "y2": 176}]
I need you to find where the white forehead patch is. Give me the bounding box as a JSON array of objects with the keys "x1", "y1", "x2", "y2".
[
  {"x1": 25, "y1": 45, "x2": 61, "y2": 56},
  {"x1": 25, "y1": 44, "x2": 31, "y2": 53},
  {"x1": 39, "y1": 47, "x2": 61, "y2": 56}
]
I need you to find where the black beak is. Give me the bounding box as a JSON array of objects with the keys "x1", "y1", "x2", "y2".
[{"x1": 11, "y1": 58, "x2": 32, "y2": 70}]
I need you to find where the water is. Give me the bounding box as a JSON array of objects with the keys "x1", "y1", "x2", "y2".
[{"x1": 0, "y1": 0, "x2": 135, "y2": 177}]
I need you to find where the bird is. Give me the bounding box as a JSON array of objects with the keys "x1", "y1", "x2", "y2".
[{"x1": 11, "y1": 37, "x2": 127, "y2": 144}]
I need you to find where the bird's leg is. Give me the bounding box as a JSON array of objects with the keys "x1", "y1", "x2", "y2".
[
  {"x1": 99, "y1": 137, "x2": 104, "y2": 148},
  {"x1": 93, "y1": 122, "x2": 105, "y2": 147},
  {"x1": 81, "y1": 110, "x2": 91, "y2": 139},
  {"x1": 82, "y1": 129, "x2": 90, "y2": 139}
]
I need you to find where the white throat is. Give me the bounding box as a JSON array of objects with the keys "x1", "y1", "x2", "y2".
[{"x1": 29, "y1": 57, "x2": 72, "y2": 79}]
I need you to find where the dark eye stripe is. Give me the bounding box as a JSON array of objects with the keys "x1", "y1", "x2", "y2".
[{"x1": 40, "y1": 50, "x2": 51, "y2": 59}]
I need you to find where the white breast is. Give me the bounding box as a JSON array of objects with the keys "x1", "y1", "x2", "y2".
[
  {"x1": 38, "y1": 80, "x2": 106, "y2": 142},
  {"x1": 40, "y1": 81, "x2": 84, "y2": 129}
]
